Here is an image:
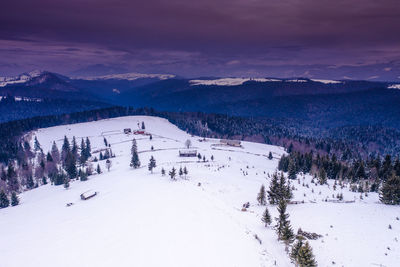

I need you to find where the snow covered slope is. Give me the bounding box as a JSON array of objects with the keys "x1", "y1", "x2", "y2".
[
  {"x1": 1, "y1": 116, "x2": 399, "y2": 267},
  {"x1": 78, "y1": 72, "x2": 176, "y2": 81},
  {"x1": 0, "y1": 70, "x2": 44, "y2": 87}
]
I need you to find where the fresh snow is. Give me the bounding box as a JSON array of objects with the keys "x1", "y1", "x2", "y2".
[
  {"x1": 1, "y1": 116, "x2": 400, "y2": 267},
  {"x1": 189, "y1": 78, "x2": 281, "y2": 86},
  {"x1": 0, "y1": 70, "x2": 44, "y2": 87},
  {"x1": 388, "y1": 84, "x2": 400, "y2": 90},
  {"x1": 311, "y1": 79, "x2": 342, "y2": 84},
  {"x1": 78, "y1": 72, "x2": 176, "y2": 81}
]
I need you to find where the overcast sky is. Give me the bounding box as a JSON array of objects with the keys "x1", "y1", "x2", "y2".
[{"x1": 1, "y1": 0, "x2": 399, "y2": 79}]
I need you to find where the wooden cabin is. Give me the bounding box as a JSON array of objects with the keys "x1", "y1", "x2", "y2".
[
  {"x1": 124, "y1": 128, "x2": 132, "y2": 134},
  {"x1": 80, "y1": 190, "x2": 98, "y2": 200},
  {"x1": 220, "y1": 139, "x2": 241, "y2": 147},
  {"x1": 134, "y1": 130, "x2": 146, "y2": 135},
  {"x1": 179, "y1": 150, "x2": 197, "y2": 157}
]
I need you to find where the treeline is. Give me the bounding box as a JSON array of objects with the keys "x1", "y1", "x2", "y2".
[
  {"x1": 278, "y1": 151, "x2": 400, "y2": 204},
  {"x1": 0, "y1": 134, "x2": 114, "y2": 208},
  {"x1": 1, "y1": 105, "x2": 400, "y2": 165}
]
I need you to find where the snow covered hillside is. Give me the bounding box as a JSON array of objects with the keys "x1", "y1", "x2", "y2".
[{"x1": 1, "y1": 116, "x2": 399, "y2": 267}]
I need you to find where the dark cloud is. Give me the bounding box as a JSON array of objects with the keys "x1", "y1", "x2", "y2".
[{"x1": 0, "y1": 0, "x2": 399, "y2": 78}]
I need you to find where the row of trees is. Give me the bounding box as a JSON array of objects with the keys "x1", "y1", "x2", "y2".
[
  {"x1": 256, "y1": 173, "x2": 317, "y2": 266},
  {"x1": 278, "y1": 151, "x2": 400, "y2": 205}
]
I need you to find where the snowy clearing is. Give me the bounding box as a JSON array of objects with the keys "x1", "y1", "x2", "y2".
[{"x1": 1, "y1": 116, "x2": 399, "y2": 267}]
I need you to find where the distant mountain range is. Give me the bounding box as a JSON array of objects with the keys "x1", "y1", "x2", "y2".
[{"x1": 1, "y1": 70, "x2": 400, "y2": 133}]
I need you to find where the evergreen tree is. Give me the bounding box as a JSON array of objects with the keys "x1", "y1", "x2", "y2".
[
  {"x1": 290, "y1": 237, "x2": 304, "y2": 263},
  {"x1": 65, "y1": 151, "x2": 77, "y2": 179},
  {"x1": 183, "y1": 166, "x2": 188, "y2": 179},
  {"x1": 51, "y1": 141, "x2": 60, "y2": 164},
  {"x1": 268, "y1": 152, "x2": 273, "y2": 160},
  {"x1": 276, "y1": 200, "x2": 294, "y2": 244},
  {"x1": 34, "y1": 136, "x2": 42, "y2": 152},
  {"x1": 80, "y1": 138, "x2": 87, "y2": 164},
  {"x1": 7, "y1": 162, "x2": 19, "y2": 192},
  {"x1": 64, "y1": 176, "x2": 70, "y2": 189},
  {"x1": 261, "y1": 206, "x2": 272, "y2": 226},
  {"x1": 211, "y1": 155, "x2": 214, "y2": 161},
  {"x1": 141, "y1": 121, "x2": 145, "y2": 129},
  {"x1": 148, "y1": 156, "x2": 156, "y2": 173},
  {"x1": 61, "y1": 136, "x2": 70, "y2": 164},
  {"x1": 85, "y1": 137, "x2": 92, "y2": 159},
  {"x1": 104, "y1": 137, "x2": 108, "y2": 147},
  {"x1": 71, "y1": 136, "x2": 78, "y2": 159},
  {"x1": 80, "y1": 169, "x2": 88, "y2": 181},
  {"x1": 288, "y1": 159, "x2": 297, "y2": 179},
  {"x1": 268, "y1": 172, "x2": 280, "y2": 204},
  {"x1": 257, "y1": 184, "x2": 267, "y2": 205},
  {"x1": 96, "y1": 164, "x2": 101, "y2": 174},
  {"x1": 279, "y1": 172, "x2": 293, "y2": 201},
  {"x1": 161, "y1": 167, "x2": 166, "y2": 176},
  {"x1": 54, "y1": 169, "x2": 66, "y2": 186},
  {"x1": 296, "y1": 241, "x2": 317, "y2": 267},
  {"x1": 11, "y1": 192, "x2": 19, "y2": 206},
  {"x1": 0, "y1": 190, "x2": 10, "y2": 208},
  {"x1": 179, "y1": 167, "x2": 183, "y2": 177},
  {"x1": 130, "y1": 139, "x2": 140, "y2": 168},
  {"x1": 26, "y1": 175, "x2": 34, "y2": 189},
  {"x1": 380, "y1": 175, "x2": 400, "y2": 205},
  {"x1": 318, "y1": 167, "x2": 327, "y2": 185},
  {"x1": 169, "y1": 167, "x2": 177, "y2": 181}
]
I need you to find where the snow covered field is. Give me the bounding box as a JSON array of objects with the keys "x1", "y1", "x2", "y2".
[{"x1": 1, "y1": 116, "x2": 399, "y2": 267}]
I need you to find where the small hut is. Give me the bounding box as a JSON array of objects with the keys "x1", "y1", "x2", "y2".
[
  {"x1": 179, "y1": 150, "x2": 197, "y2": 157},
  {"x1": 220, "y1": 139, "x2": 241, "y2": 147}
]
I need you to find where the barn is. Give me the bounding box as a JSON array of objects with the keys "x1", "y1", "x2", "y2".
[
  {"x1": 179, "y1": 150, "x2": 197, "y2": 157},
  {"x1": 220, "y1": 139, "x2": 241, "y2": 147}
]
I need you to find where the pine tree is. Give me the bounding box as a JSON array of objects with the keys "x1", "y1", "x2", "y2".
[
  {"x1": 96, "y1": 164, "x2": 101, "y2": 174},
  {"x1": 130, "y1": 139, "x2": 140, "y2": 168},
  {"x1": 318, "y1": 167, "x2": 327, "y2": 185},
  {"x1": 380, "y1": 175, "x2": 400, "y2": 205},
  {"x1": 80, "y1": 169, "x2": 88, "y2": 181},
  {"x1": 276, "y1": 200, "x2": 294, "y2": 244},
  {"x1": 261, "y1": 206, "x2": 272, "y2": 226},
  {"x1": 34, "y1": 136, "x2": 42, "y2": 152},
  {"x1": 51, "y1": 141, "x2": 60, "y2": 164},
  {"x1": 148, "y1": 156, "x2": 156, "y2": 173},
  {"x1": 71, "y1": 136, "x2": 78, "y2": 159},
  {"x1": 85, "y1": 137, "x2": 91, "y2": 159},
  {"x1": 80, "y1": 138, "x2": 87, "y2": 164},
  {"x1": 211, "y1": 155, "x2": 214, "y2": 161},
  {"x1": 179, "y1": 167, "x2": 183, "y2": 177},
  {"x1": 0, "y1": 190, "x2": 9, "y2": 208},
  {"x1": 11, "y1": 192, "x2": 19, "y2": 206},
  {"x1": 104, "y1": 137, "x2": 108, "y2": 147},
  {"x1": 161, "y1": 168, "x2": 166, "y2": 176},
  {"x1": 296, "y1": 241, "x2": 317, "y2": 267},
  {"x1": 268, "y1": 172, "x2": 280, "y2": 204},
  {"x1": 268, "y1": 152, "x2": 273, "y2": 160},
  {"x1": 183, "y1": 166, "x2": 188, "y2": 179},
  {"x1": 288, "y1": 159, "x2": 297, "y2": 179},
  {"x1": 257, "y1": 184, "x2": 267, "y2": 205},
  {"x1": 279, "y1": 172, "x2": 293, "y2": 201},
  {"x1": 26, "y1": 175, "x2": 34, "y2": 189},
  {"x1": 64, "y1": 176, "x2": 70, "y2": 189},
  {"x1": 169, "y1": 167, "x2": 177, "y2": 181},
  {"x1": 141, "y1": 121, "x2": 145, "y2": 129},
  {"x1": 61, "y1": 136, "x2": 70, "y2": 165},
  {"x1": 65, "y1": 151, "x2": 77, "y2": 179},
  {"x1": 290, "y1": 237, "x2": 304, "y2": 263}
]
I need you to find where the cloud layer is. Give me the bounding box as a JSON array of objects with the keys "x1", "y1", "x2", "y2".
[{"x1": 0, "y1": 0, "x2": 399, "y2": 79}]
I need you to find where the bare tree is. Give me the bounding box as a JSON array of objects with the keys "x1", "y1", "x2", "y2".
[{"x1": 185, "y1": 139, "x2": 192, "y2": 149}]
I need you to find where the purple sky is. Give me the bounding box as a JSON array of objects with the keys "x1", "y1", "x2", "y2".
[{"x1": 1, "y1": 0, "x2": 400, "y2": 80}]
